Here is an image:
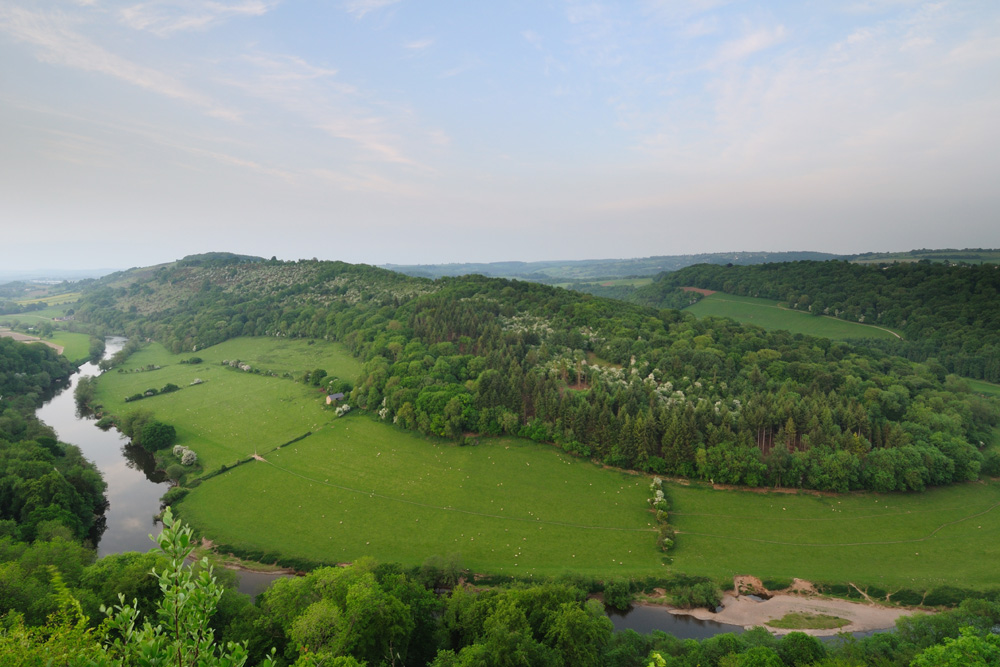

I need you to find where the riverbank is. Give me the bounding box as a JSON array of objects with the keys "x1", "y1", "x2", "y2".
[{"x1": 671, "y1": 592, "x2": 919, "y2": 636}]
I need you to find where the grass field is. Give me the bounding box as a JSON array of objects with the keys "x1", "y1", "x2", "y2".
[
  {"x1": 967, "y1": 379, "x2": 1000, "y2": 398},
  {"x1": 179, "y1": 419, "x2": 660, "y2": 577},
  {"x1": 686, "y1": 293, "x2": 901, "y2": 342},
  {"x1": 49, "y1": 331, "x2": 93, "y2": 363},
  {"x1": 0, "y1": 305, "x2": 72, "y2": 326},
  {"x1": 16, "y1": 291, "x2": 82, "y2": 306},
  {"x1": 668, "y1": 481, "x2": 1000, "y2": 590},
  {"x1": 93, "y1": 338, "x2": 363, "y2": 472}
]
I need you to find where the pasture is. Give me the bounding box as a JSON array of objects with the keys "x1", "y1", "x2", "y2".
[
  {"x1": 686, "y1": 293, "x2": 900, "y2": 342},
  {"x1": 967, "y1": 378, "x2": 1000, "y2": 398},
  {"x1": 668, "y1": 481, "x2": 1000, "y2": 591},
  {"x1": 49, "y1": 331, "x2": 93, "y2": 363},
  {"x1": 92, "y1": 338, "x2": 362, "y2": 471},
  {"x1": 179, "y1": 418, "x2": 661, "y2": 577},
  {"x1": 16, "y1": 291, "x2": 82, "y2": 306}
]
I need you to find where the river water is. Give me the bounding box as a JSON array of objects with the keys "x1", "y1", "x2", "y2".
[
  {"x1": 32, "y1": 340, "x2": 871, "y2": 640},
  {"x1": 37, "y1": 337, "x2": 168, "y2": 557}
]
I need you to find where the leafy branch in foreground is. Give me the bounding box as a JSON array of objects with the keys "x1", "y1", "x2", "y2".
[{"x1": 99, "y1": 506, "x2": 275, "y2": 667}]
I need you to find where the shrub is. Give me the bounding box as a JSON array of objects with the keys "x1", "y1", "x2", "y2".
[
  {"x1": 181, "y1": 449, "x2": 198, "y2": 466},
  {"x1": 603, "y1": 578, "x2": 633, "y2": 610},
  {"x1": 161, "y1": 487, "x2": 189, "y2": 506}
]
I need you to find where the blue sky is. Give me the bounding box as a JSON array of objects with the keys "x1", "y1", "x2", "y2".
[{"x1": 1, "y1": 1, "x2": 998, "y2": 271}]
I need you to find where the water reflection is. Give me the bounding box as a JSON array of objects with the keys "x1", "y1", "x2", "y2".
[
  {"x1": 607, "y1": 605, "x2": 745, "y2": 640},
  {"x1": 36, "y1": 337, "x2": 170, "y2": 557}
]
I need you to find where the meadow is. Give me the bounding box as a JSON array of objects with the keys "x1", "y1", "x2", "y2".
[
  {"x1": 16, "y1": 291, "x2": 82, "y2": 306},
  {"x1": 668, "y1": 480, "x2": 1000, "y2": 591},
  {"x1": 179, "y1": 419, "x2": 661, "y2": 577},
  {"x1": 685, "y1": 293, "x2": 900, "y2": 342},
  {"x1": 92, "y1": 338, "x2": 362, "y2": 471},
  {"x1": 967, "y1": 378, "x2": 1000, "y2": 398},
  {"x1": 48, "y1": 331, "x2": 93, "y2": 363}
]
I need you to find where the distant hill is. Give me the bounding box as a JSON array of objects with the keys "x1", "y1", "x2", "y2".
[
  {"x1": 383, "y1": 251, "x2": 840, "y2": 282},
  {"x1": 849, "y1": 248, "x2": 1000, "y2": 264}
]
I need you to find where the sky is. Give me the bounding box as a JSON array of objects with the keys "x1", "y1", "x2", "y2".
[{"x1": 1, "y1": 0, "x2": 999, "y2": 272}]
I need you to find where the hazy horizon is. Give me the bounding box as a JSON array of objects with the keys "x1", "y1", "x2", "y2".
[{"x1": 3, "y1": 1, "x2": 998, "y2": 271}]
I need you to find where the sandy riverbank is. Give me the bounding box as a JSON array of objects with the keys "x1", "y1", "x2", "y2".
[{"x1": 673, "y1": 591, "x2": 919, "y2": 636}]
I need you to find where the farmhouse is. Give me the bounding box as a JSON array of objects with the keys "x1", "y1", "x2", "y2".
[{"x1": 326, "y1": 392, "x2": 345, "y2": 405}]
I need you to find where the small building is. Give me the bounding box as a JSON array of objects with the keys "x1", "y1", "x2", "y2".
[{"x1": 326, "y1": 392, "x2": 345, "y2": 405}]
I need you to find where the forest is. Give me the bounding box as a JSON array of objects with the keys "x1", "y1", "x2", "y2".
[{"x1": 71, "y1": 256, "x2": 999, "y2": 494}]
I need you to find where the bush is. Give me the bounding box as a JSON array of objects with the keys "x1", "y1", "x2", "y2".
[
  {"x1": 161, "y1": 487, "x2": 189, "y2": 506},
  {"x1": 140, "y1": 421, "x2": 176, "y2": 452},
  {"x1": 603, "y1": 578, "x2": 633, "y2": 610},
  {"x1": 165, "y1": 464, "x2": 185, "y2": 482},
  {"x1": 181, "y1": 449, "x2": 198, "y2": 466}
]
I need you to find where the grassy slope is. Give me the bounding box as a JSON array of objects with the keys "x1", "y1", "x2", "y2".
[
  {"x1": 93, "y1": 338, "x2": 362, "y2": 472},
  {"x1": 686, "y1": 293, "x2": 900, "y2": 342},
  {"x1": 49, "y1": 331, "x2": 92, "y2": 363},
  {"x1": 180, "y1": 419, "x2": 660, "y2": 576},
  {"x1": 668, "y1": 481, "x2": 1000, "y2": 590},
  {"x1": 967, "y1": 379, "x2": 1000, "y2": 398}
]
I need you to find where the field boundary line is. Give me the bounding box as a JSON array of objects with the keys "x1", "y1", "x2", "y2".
[
  {"x1": 676, "y1": 500, "x2": 1000, "y2": 547},
  {"x1": 253, "y1": 457, "x2": 655, "y2": 533}
]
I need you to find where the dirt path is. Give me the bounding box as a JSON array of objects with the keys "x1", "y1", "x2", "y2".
[
  {"x1": 0, "y1": 328, "x2": 64, "y2": 354},
  {"x1": 674, "y1": 592, "x2": 918, "y2": 636}
]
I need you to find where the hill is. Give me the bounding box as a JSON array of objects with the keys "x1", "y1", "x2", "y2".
[
  {"x1": 384, "y1": 251, "x2": 839, "y2": 282},
  {"x1": 72, "y1": 254, "x2": 998, "y2": 495}
]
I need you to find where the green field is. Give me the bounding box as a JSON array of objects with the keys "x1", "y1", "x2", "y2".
[
  {"x1": 668, "y1": 481, "x2": 1000, "y2": 590},
  {"x1": 686, "y1": 293, "x2": 901, "y2": 341},
  {"x1": 967, "y1": 378, "x2": 1000, "y2": 398},
  {"x1": 16, "y1": 291, "x2": 82, "y2": 306},
  {"x1": 93, "y1": 338, "x2": 363, "y2": 472},
  {"x1": 180, "y1": 419, "x2": 660, "y2": 577},
  {"x1": 0, "y1": 305, "x2": 73, "y2": 326},
  {"x1": 49, "y1": 331, "x2": 93, "y2": 363}
]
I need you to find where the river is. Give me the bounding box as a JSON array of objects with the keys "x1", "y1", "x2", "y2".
[
  {"x1": 37, "y1": 337, "x2": 168, "y2": 556},
  {"x1": 32, "y1": 339, "x2": 870, "y2": 640}
]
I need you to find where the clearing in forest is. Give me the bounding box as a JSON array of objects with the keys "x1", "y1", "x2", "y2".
[{"x1": 686, "y1": 293, "x2": 900, "y2": 342}]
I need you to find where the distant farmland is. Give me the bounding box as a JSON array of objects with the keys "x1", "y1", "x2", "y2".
[{"x1": 685, "y1": 293, "x2": 901, "y2": 342}]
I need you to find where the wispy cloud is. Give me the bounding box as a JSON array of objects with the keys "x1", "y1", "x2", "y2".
[
  {"x1": 404, "y1": 37, "x2": 433, "y2": 51},
  {"x1": 343, "y1": 0, "x2": 400, "y2": 19},
  {"x1": 0, "y1": 5, "x2": 241, "y2": 120},
  {"x1": 119, "y1": 1, "x2": 280, "y2": 35},
  {"x1": 711, "y1": 25, "x2": 786, "y2": 66}
]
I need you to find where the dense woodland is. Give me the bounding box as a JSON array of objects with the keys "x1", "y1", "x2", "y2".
[
  {"x1": 71, "y1": 256, "x2": 999, "y2": 493},
  {"x1": 0, "y1": 338, "x2": 106, "y2": 544},
  {"x1": 621, "y1": 260, "x2": 1000, "y2": 383}
]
